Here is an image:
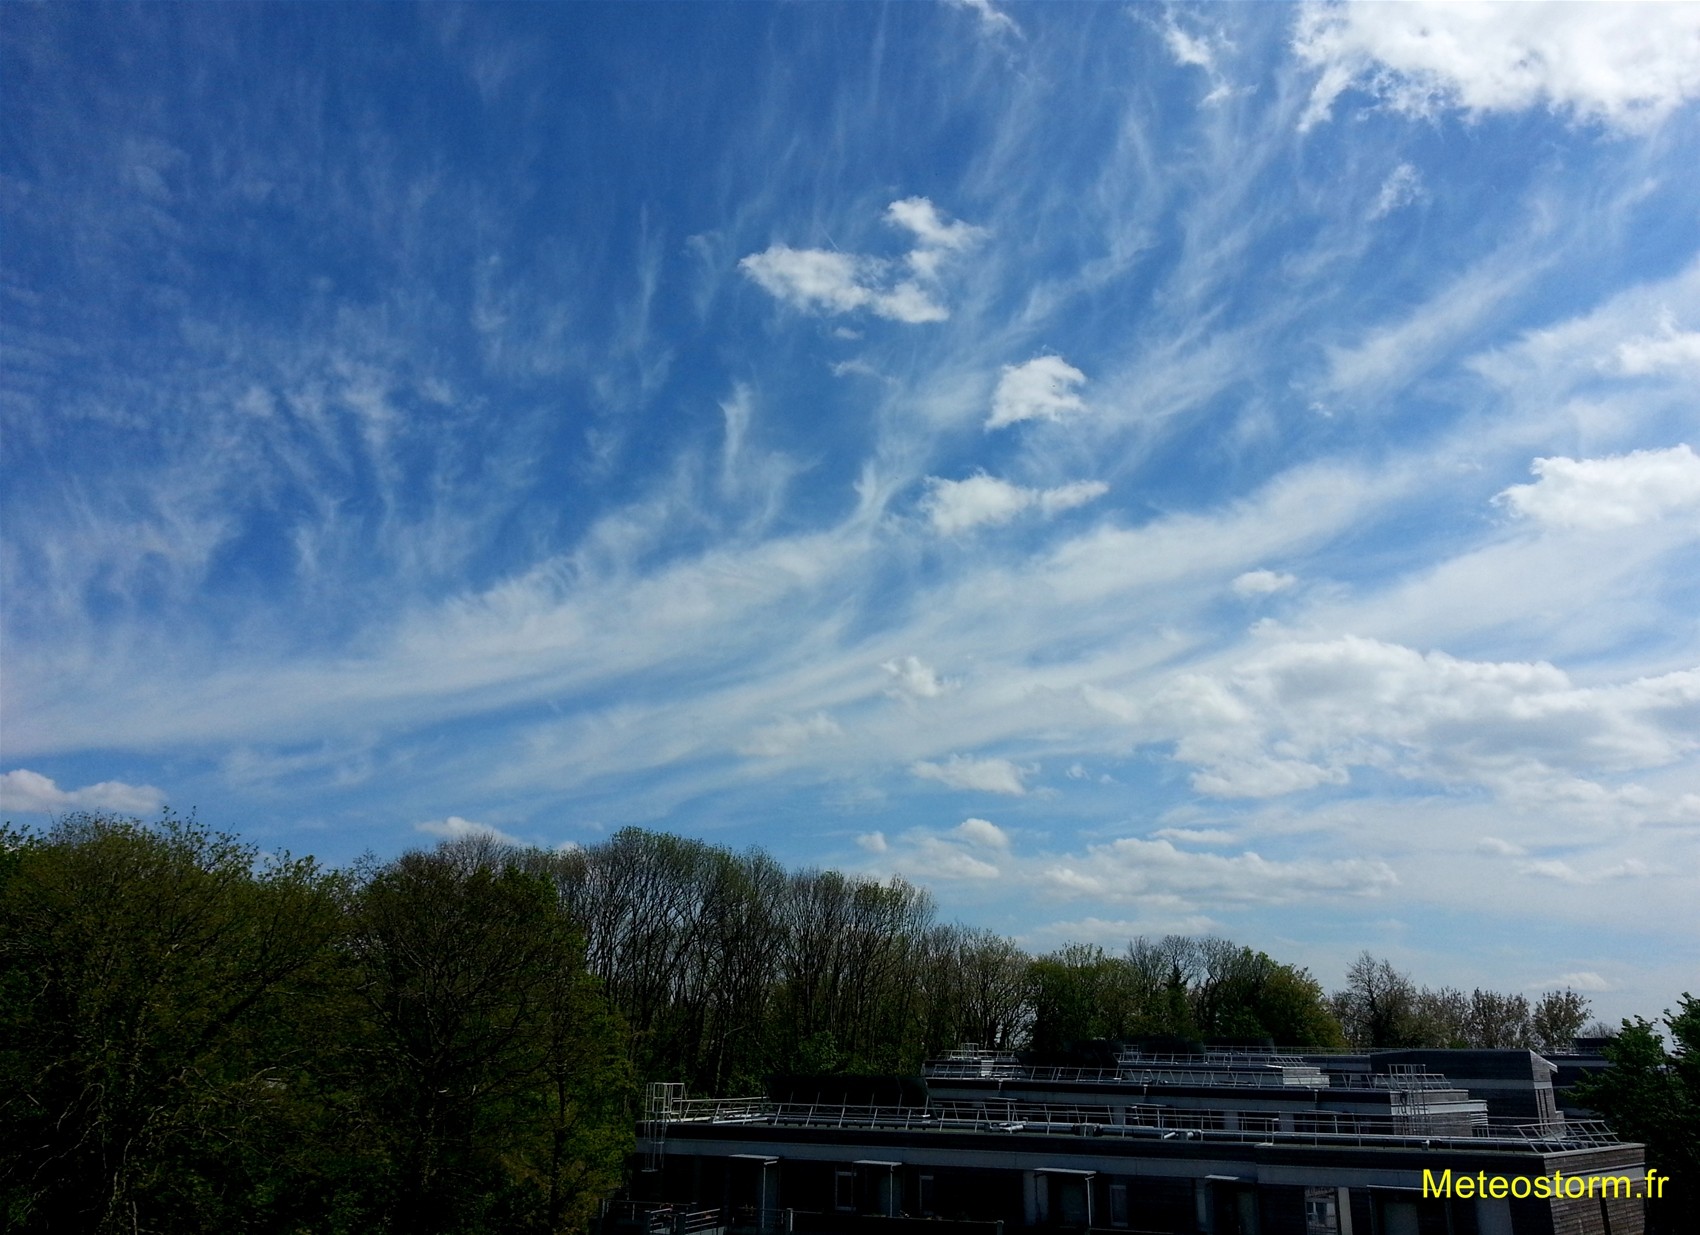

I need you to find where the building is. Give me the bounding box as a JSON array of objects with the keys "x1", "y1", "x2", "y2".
[{"x1": 614, "y1": 1047, "x2": 1648, "y2": 1235}]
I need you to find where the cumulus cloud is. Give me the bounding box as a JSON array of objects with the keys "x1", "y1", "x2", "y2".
[
  {"x1": 1151, "y1": 826, "x2": 1236, "y2": 846},
  {"x1": 868, "y1": 828, "x2": 1003, "y2": 881},
  {"x1": 912, "y1": 754, "x2": 1028, "y2": 795},
  {"x1": 1612, "y1": 319, "x2": 1700, "y2": 376},
  {"x1": 1538, "y1": 971, "x2": 1612, "y2": 993},
  {"x1": 1044, "y1": 836, "x2": 1397, "y2": 905},
  {"x1": 1522, "y1": 857, "x2": 1659, "y2": 885},
  {"x1": 1157, "y1": 636, "x2": 1700, "y2": 801},
  {"x1": 955, "y1": 816, "x2": 1010, "y2": 849},
  {"x1": 1496, "y1": 445, "x2": 1700, "y2": 530},
  {"x1": 740, "y1": 246, "x2": 946, "y2": 323},
  {"x1": 923, "y1": 473, "x2": 1107, "y2": 533},
  {"x1": 1294, "y1": 1, "x2": 1700, "y2": 134},
  {"x1": 886, "y1": 197, "x2": 988, "y2": 277},
  {"x1": 909, "y1": 835, "x2": 1001, "y2": 879},
  {"x1": 856, "y1": 830, "x2": 889, "y2": 853},
  {"x1": 1475, "y1": 836, "x2": 1527, "y2": 858},
  {"x1": 740, "y1": 198, "x2": 982, "y2": 324},
  {"x1": 882, "y1": 654, "x2": 947, "y2": 699},
  {"x1": 414, "y1": 815, "x2": 523, "y2": 845},
  {"x1": 738, "y1": 712, "x2": 842, "y2": 757},
  {"x1": 986, "y1": 356, "x2": 1089, "y2": 429},
  {"x1": 0, "y1": 768, "x2": 166, "y2": 816},
  {"x1": 1232, "y1": 568, "x2": 1296, "y2": 596}
]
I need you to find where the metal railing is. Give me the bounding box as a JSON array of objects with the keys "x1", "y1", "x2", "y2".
[
  {"x1": 601, "y1": 1201, "x2": 726, "y2": 1235},
  {"x1": 651, "y1": 1095, "x2": 1623, "y2": 1153}
]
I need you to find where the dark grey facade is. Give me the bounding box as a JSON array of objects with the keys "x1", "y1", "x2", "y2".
[{"x1": 616, "y1": 1049, "x2": 1650, "y2": 1235}]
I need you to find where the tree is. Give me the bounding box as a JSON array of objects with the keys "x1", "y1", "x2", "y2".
[
  {"x1": 1252, "y1": 963, "x2": 1346, "y2": 1048},
  {"x1": 347, "y1": 836, "x2": 630, "y2": 1235},
  {"x1": 1409, "y1": 986, "x2": 1470, "y2": 1048},
  {"x1": 1331, "y1": 953, "x2": 1420, "y2": 1047},
  {"x1": 1466, "y1": 988, "x2": 1533, "y2": 1048},
  {"x1": 0, "y1": 813, "x2": 341, "y2": 1234},
  {"x1": 1531, "y1": 989, "x2": 1591, "y2": 1054},
  {"x1": 1569, "y1": 996, "x2": 1698, "y2": 1233}
]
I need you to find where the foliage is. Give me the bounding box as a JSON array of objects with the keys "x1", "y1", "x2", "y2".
[
  {"x1": 0, "y1": 817, "x2": 628, "y2": 1235},
  {"x1": 1569, "y1": 996, "x2": 1698, "y2": 1233},
  {"x1": 1026, "y1": 937, "x2": 1344, "y2": 1057},
  {"x1": 1330, "y1": 952, "x2": 1590, "y2": 1052},
  {"x1": 0, "y1": 813, "x2": 341, "y2": 1233}
]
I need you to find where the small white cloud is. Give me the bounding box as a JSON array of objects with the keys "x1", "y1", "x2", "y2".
[
  {"x1": 739, "y1": 712, "x2": 843, "y2": 758},
  {"x1": 1151, "y1": 827, "x2": 1236, "y2": 846},
  {"x1": 740, "y1": 198, "x2": 982, "y2": 324},
  {"x1": 1496, "y1": 445, "x2": 1700, "y2": 530},
  {"x1": 1294, "y1": 1, "x2": 1700, "y2": 134},
  {"x1": 1522, "y1": 857, "x2": 1657, "y2": 885},
  {"x1": 887, "y1": 197, "x2": 987, "y2": 277},
  {"x1": 912, "y1": 755, "x2": 1029, "y2": 796},
  {"x1": 740, "y1": 246, "x2": 875, "y2": 315},
  {"x1": 739, "y1": 246, "x2": 949, "y2": 324},
  {"x1": 911, "y1": 837, "x2": 1001, "y2": 879},
  {"x1": 0, "y1": 768, "x2": 166, "y2": 816},
  {"x1": 856, "y1": 830, "x2": 889, "y2": 853},
  {"x1": 1066, "y1": 762, "x2": 1088, "y2": 780},
  {"x1": 415, "y1": 815, "x2": 523, "y2": 846},
  {"x1": 882, "y1": 654, "x2": 947, "y2": 699},
  {"x1": 1232, "y1": 568, "x2": 1297, "y2": 597},
  {"x1": 923, "y1": 473, "x2": 1106, "y2": 533},
  {"x1": 1044, "y1": 836, "x2": 1397, "y2": 905},
  {"x1": 955, "y1": 817, "x2": 1010, "y2": 849},
  {"x1": 986, "y1": 355, "x2": 1089, "y2": 429},
  {"x1": 1538, "y1": 971, "x2": 1612, "y2": 993},
  {"x1": 1370, "y1": 162, "x2": 1424, "y2": 219},
  {"x1": 1476, "y1": 836, "x2": 1528, "y2": 858},
  {"x1": 1612, "y1": 319, "x2": 1700, "y2": 376}
]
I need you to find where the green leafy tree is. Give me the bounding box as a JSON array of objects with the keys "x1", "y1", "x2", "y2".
[
  {"x1": 348, "y1": 836, "x2": 631, "y2": 1235},
  {"x1": 0, "y1": 813, "x2": 341, "y2": 1234},
  {"x1": 1569, "y1": 996, "x2": 1698, "y2": 1233},
  {"x1": 1531, "y1": 989, "x2": 1591, "y2": 1054}
]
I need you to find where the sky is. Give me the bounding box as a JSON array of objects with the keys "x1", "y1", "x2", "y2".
[{"x1": 3, "y1": 1, "x2": 1699, "y2": 1022}]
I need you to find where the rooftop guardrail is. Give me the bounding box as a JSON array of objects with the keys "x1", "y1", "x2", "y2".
[{"x1": 647, "y1": 1097, "x2": 1622, "y2": 1154}]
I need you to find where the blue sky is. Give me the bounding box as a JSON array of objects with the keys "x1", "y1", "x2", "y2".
[{"x1": 4, "y1": 1, "x2": 1699, "y2": 1020}]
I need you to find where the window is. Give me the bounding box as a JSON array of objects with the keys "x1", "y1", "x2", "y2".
[
  {"x1": 1305, "y1": 1187, "x2": 1338, "y2": 1235},
  {"x1": 1109, "y1": 1184, "x2": 1129, "y2": 1229},
  {"x1": 835, "y1": 1171, "x2": 856, "y2": 1213},
  {"x1": 919, "y1": 1175, "x2": 936, "y2": 1217}
]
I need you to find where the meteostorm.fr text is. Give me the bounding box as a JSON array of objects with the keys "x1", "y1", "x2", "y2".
[{"x1": 1423, "y1": 1168, "x2": 1669, "y2": 1201}]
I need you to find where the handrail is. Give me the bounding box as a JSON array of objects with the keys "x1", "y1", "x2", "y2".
[{"x1": 653, "y1": 1096, "x2": 1623, "y2": 1152}]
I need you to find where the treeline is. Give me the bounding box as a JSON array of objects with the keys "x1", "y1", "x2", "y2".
[
  {"x1": 538, "y1": 828, "x2": 1350, "y2": 1090},
  {"x1": 1329, "y1": 951, "x2": 1594, "y2": 1051},
  {"x1": 0, "y1": 814, "x2": 1619, "y2": 1234},
  {"x1": 1, "y1": 816, "x2": 629, "y2": 1235}
]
